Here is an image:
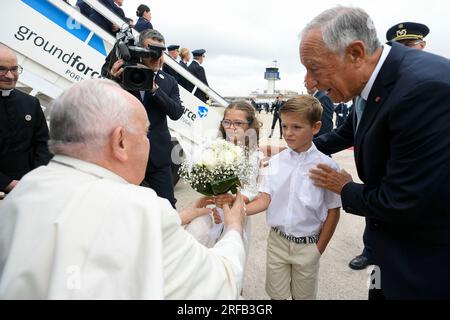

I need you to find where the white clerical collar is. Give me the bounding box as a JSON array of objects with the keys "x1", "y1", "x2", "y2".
[
  {"x1": 51, "y1": 155, "x2": 128, "y2": 184},
  {"x1": 360, "y1": 44, "x2": 391, "y2": 101},
  {"x1": 1, "y1": 89, "x2": 14, "y2": 97}
]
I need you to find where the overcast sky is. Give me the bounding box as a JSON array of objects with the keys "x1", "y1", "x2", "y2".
[{"x1": 115, "y1": 0, "x2": 449, "y2": 96}]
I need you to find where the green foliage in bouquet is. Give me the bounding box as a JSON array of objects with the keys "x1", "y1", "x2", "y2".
[{"x1": 194, "y1": 175, "x2": 241, "y2": 196}]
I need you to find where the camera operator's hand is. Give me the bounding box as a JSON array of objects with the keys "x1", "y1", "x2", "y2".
[{"x1": 110, "y1": 59, "x2": 125, "y2": 79}]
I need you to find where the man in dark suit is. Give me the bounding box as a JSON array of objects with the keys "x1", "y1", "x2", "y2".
[
  {"x1": 162, "y1": 45, "x2": 181, "y2": 83},
  {"x1": 108, "y1": 30, "x2": 184, "y2": 208},
  {"x1": 76, "y1": 0, "x2": 92, "y2": 18},
  {"x1": 0, "y1": 44, "x2": 52, "y2": 194},
  {"x1": 313, "y1": 91, "x2": 333, "y2": 137},
  {"x1": 89, "y1": 0, "x2": 126, "y2": 36},
  {"x1": 305, "y1": 80, "x2": 334, "y2": 138},
  {"x1": 268, "y1": 96, "x2": 283, "y2": 139},
  {"x1": 186, "y1": 49, "x2": 209, "y2": 103},
  {"x1": 347, "y1": 21, "x2": 431, "y2": 271},
  {"x1": 334, "y1": 102, "x2": 352, "y2": 128},
  {"x1": 302, "y1": 7, "x2": 450, "y2": 299}
]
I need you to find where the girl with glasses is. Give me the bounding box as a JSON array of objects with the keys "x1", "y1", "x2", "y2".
[{"x1": 185, "y1": 102, "x2": 264, "y2": 250}]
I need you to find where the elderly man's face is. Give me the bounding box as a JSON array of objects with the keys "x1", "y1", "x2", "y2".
[
  {"x1": 300, "y1": 28, "x2": 361, "y2": 103},
  {"x1": 125, "y1": 97, "x2": 150, "y2": 185},
  {"x1": 304, "y1": 76, "x2": 317, "y2": 95},
  {"x1": 142, "y1": 38, "x2": 164, "y2": 72},
  {"x1": 0, "y1": 47, "x2": 19, "y2": 90}
]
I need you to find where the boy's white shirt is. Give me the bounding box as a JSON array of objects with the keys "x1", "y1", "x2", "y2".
[{"x1": 259, "y1": 143, "x2": 342, "y2": 237}]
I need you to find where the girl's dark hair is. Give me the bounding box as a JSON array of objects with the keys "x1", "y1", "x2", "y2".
[
  {"x1": 219, "y1": 101, "x2": 262, "y2": 149},
  {"x1": 136, "y1": 4, "x2": 150, "y2": 17}
]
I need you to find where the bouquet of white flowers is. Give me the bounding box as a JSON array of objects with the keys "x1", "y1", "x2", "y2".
[
  {"x1": 180, "y1": 139, "x2": 252, "y2": 247},
  {"x1": 179, "y1": 139, "x2": 252, "y2": 196}
]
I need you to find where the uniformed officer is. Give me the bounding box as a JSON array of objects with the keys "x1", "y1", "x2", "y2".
[
  {"x1": 334, "y1": 102, "x2": 352, "y2": 128},
  {"x1": 0, "y1": 44, "x2": 52, "y2": 194},
  {"x1": 386, "y1": 22, "x2": 429, "y2": 50},
  {"x1": 162, "y1": 45, "x2": 181, "y2": 83},
  {"x1": 186, "y1": 49, "x2": 209, "y2": 103},
  {"x1": 134, "y1": 4, "x2": 153, "y2": 33}
]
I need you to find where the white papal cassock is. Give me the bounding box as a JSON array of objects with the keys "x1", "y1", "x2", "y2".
[{"x1": 0, "y1": 155, "x2": 245, "y2": 299}]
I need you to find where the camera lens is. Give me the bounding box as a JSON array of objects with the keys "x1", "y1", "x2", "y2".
[
  {"x1": 130, "y1": 69, "x2": 146, "y2": 85},
  {"x1": 122, "y1": 66, "x2": 154, "y2": 91}
]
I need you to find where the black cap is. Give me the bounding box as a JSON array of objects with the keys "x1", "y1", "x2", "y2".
[
  {"x1": 167, "y1": 45, "x2": 180, "y2": 51},
  {"x1": 192, "y1": 49, "x2": 206, "y2": 57},
  {"x1": 386, "y1": 22, "x2": 430, "y2": 42}
]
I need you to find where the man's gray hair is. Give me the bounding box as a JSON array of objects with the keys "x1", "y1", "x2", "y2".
[
  {"x1": 48, "y1": 79, "x2": 135, "y2": 156},
  {"x1": 302, "y1": 6, "x2": 381, "y2": 55},
  {"x1": 139, "y1": 29, "x2": 165, "y2": 46}
]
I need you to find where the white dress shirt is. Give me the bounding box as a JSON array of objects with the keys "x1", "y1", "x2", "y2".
[
  {"x1": 0, "y1": 155, "x2": 245, "y2": 299},
  {"x1": 360, "y1": 44, "x2": 391, "y2": 101},
  {"x1": 259, "y1": 144, "x2": 342, "y2": 237}
]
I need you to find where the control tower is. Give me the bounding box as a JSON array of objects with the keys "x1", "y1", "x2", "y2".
[{"x1": 264, "y1": 60, "x2": 280, "y2": 95}]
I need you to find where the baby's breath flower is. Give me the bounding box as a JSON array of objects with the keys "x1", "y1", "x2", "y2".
[{"x1": 179, "y1": 139, "x2": 252, "y2": 196}]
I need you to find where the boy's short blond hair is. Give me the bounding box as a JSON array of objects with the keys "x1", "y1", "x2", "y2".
[{"x1": 280, "y1": 95, "x2": 323, "y2": 125}]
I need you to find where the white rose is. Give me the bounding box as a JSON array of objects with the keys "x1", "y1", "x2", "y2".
[
  {"x1": 200, "y1": 149, "x2": 217, "y2": 169},
  {"x1": 221, "y1": 150, "x2": 236, "y2": 165}
]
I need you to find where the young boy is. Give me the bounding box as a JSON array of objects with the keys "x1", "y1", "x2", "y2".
[{"x1": 246, "y1": 95, "x2": 341, "y2": 300}]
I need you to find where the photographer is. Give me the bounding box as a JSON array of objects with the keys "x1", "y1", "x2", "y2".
[{"x1": 106, "y1": 29, "x2": 184, "y2": 208}]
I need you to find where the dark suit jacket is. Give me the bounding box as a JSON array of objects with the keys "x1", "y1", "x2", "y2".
[
  {"x1": 179, "y1": 60, "x2": 188, "y2": 69},
  {"x1": 314, "y1": 42, "x2": 450, "y2": 299},
  {"x1": 314, "y1": 90, "x2": 334, "y2": 137},
  {"x1": 162, "y1": 63, "x2": 180, "y2": 84},
  {"x1": 177, "y1": 60, "x2": 190, "y2": 91},
  {"x1": 129, "y1": 71, "x2": 184, "y2": 169},
  {"x1": 134, "y1": 17, "x2": 153, "y2": 33},
  {"x1": 76, "y1": 0, "x2": 92, "y2": 17},
  {"x1": 272, "y1": 99, "x2": 283, "y2": 113},
  {"x1": 89, "y1": 0, "x2": 125, "y2": 36},
  {"x1": 0, "y1": 90, "x2": 52, "y2": 191},
  {"x1": 334, "y1": 102, "x2": 351, "y2": 128},
  {"x1": 187, "y1": 60, "x2": 209, "y2": 103}
]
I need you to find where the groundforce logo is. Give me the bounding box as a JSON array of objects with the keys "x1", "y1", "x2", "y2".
[{"x1": 14, "y1": 25, "x2": 102, "y2": 81}]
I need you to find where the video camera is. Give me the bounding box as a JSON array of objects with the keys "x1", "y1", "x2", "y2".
[{"x1": 115, "y1": 26, "x2": 166, "y2": 91}]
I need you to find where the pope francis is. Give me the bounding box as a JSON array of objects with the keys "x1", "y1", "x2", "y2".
[{"x1": 0, "y1": 79, "x2": 246, "y2": 299}]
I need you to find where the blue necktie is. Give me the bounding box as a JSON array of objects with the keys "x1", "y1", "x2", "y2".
[{"x1": 355, "y1": 96, "x2": 366, "y2": 129}]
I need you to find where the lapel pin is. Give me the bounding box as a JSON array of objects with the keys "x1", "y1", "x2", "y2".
[
  {"x1": 25, "y1": 115, "x2": 32, "y2": 121},
  {"x1": 375, "y1": 96, "x2": 381, "y2": 103},
  {"x1": 159, "y1": 73, "x2": 165, "y2": 79}
]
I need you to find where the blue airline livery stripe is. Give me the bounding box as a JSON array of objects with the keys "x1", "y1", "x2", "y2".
[{"x1": 21, "y1": 0, "x2": 107, "y2": 56}]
